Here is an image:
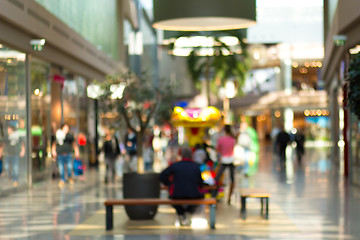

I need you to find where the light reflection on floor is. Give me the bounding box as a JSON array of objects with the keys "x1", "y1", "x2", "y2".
[{"x1": 0, "y1": 145, "x2": 359, "y2": 239}]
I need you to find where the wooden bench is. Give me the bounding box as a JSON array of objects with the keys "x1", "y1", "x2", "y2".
[
  {"x1": 240, "y1": 189, "x2": 271, "y2": 220},
  {"x1": 160, "y1": 184, "x2": 219, "y2": 191},
  {"x1": 104, "y1": 198, "x2": 217, "y2": 230},
  {"x1": 161, "y1": 185, "x2": 219, "y2": 198}
]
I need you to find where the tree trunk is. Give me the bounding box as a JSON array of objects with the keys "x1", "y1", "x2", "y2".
[{"x1": 136, "y1": 131, "x2": 144, "y2": 173}]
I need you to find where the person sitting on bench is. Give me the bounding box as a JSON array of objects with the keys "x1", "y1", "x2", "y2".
[{"x1": 159, "y1": 146, "x2": 204, "y2": 226}]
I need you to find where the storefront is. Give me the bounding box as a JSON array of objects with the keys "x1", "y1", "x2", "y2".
[
  {"x1": 0, "y1": 0, "x2": 129, "y2": 193},
  {"x1": 0, "y1": 45, "x2": 28, "y2": 190},
  {"x1": 0, "y1": 43, "x2": 92, "y2": 191},
  {"x1": 30, "y1": 57, "x2": 51, "y2": 181},
  {"x1": 347, "y1": 51, "x2": 360, "y2": 185},
  {"x1": 322, "y1": 0, "x2": 360, "y2": 184}
]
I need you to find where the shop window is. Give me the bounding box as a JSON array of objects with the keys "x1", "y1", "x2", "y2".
[
  {"x1": 0, "y1": 45, "x2": 27, "y2": 189},
  {"x1": 31, "y1": 58, "x2": 51, "y2": 180}
]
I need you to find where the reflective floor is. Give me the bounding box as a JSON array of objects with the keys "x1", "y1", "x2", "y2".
[{"x1": 0, "y1": 143, "x2": 359, "y2": 240}]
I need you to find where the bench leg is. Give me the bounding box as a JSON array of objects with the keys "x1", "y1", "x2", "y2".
[
  {"x1": 240, "y1": 196, "x2": 246, "y2": 220},
  {"x1": 260, "y1": 197, "x2": 264, "y2": 216},
  {"x1": 209, "y1": 204, "x2": 216, "y2": 229},
  {"x1": 265, "y1": 197, "x2": 269, "y2": 220},
  {"x1": 106, "y1": 205, "x2": 113, "y2": 230}
]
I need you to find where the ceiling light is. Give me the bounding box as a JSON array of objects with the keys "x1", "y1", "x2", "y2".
[{"x1": 153, "y1": 0, "x2": 256, "y2": 31}]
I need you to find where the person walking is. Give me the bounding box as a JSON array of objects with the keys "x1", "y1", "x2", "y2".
[
  {"x1": 4, "y1": 125, "x2": 25, "y2": 186},
  {"x1": 237, "y1": 122, "x2": 252, "y2": 177},
  {"x1": 143, "y1": 129, "x2": 154, "y2": 171},
  {"x1": 124, "y1": 128, "x2": 137, "y2": 171},
  {"x1": 215, "y1": 125, "x2": 236, "y2": 205},
  {"x1": 295, "y1": 129, "x2": 305, "y2": 164},
  {"x1": 102, "y1": 127, "x2": 121, "y2": 184},
  {"x1": 159, "y1": 147, "x2": 204, "y2": 226},
  {"x1": 275, "y1": 127, "x2": 291, "y2": 170},
  {"x1": 52, "y1": 123, "x2": 79, "y2": 187}
]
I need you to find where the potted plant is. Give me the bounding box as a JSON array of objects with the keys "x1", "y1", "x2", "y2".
[
  {"x1": 98, "y1": 71, "x2": 173, "y2": 219},
  {"x1": 347, "y1": 52, "x2": 360, "y2": 120}
]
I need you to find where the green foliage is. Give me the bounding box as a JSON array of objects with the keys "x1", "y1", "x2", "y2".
[
  {"x1": 31, "y1": 61, "x2": 50, "y2": 94},
  {"x1": 97, "y1": 71, "x2": 174, "y2": 132},
  {"x1": 168, "y1": 30, "x2": 251, "y2": 97},
  {"x1": 347, "y1": 53, "x2": 360, "y2": 120}
]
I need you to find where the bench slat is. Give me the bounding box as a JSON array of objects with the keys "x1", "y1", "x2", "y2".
[
  {"x1": 240, "y1": 188, "x2": 271, "y2": 198},
  {"x1": 240, "y1": 189, "x2": 270, "y2": 220},
  {"x1": 161, "y1": 185, "x2": 218, "y2": 191},
  {"x1": 105, "y1": 198, "x2": 216, "y2": 206},
  {"x1": 241, "y1": 193, "x2": 270, "y2": 197}
]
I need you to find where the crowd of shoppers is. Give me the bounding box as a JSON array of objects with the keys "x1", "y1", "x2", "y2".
[
  {"x1": 157, "y1": 121, "x2": 308, "y2": 226},
  {"x1": 274, "y1": 127, "x2": 306, "y2": 169},
  {"x1": 0, "y1": 116, "x2": 306, "y2": 227}
]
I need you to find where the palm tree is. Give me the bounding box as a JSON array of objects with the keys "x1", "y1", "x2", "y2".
[{"x1": 166, "y1": 30, "x2": 251, "y2": 106}]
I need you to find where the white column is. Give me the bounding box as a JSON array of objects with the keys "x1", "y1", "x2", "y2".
[
  {"x1": 284, "y1": 108, "x2": 294, "y2": 181},
  {"x1": 284, "y1": 108, "x2": 294, "y2": 132},
  {"x1": 282, "y1": 58, "x2": 292, "y2": 94}
]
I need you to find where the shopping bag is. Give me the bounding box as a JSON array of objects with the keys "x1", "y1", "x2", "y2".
[{"x1": 73, "y1": 159, "x2": 84, "y2": 176}]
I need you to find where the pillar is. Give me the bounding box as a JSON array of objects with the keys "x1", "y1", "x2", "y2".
[{"x1": 25, "y1": 54, "x2": 33, "y2": 187}]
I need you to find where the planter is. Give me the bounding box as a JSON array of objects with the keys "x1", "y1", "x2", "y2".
[{"x1": 123, "y1": 172, "x2": 160, "y2": 220}]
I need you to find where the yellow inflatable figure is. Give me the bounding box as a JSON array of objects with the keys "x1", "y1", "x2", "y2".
[
  {"x1": 171, "y1": 107, "x2": 222, "y2": 147},
  {"x1": 185, "y1": 127, "x2": 205, "y2": 147}
]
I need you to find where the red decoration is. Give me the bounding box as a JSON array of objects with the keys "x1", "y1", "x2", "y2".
[
  {"x1": 78, "y1": 133, "x2": 87, "y2": 146},
  {"x1": 53, "y1": 75, "x2": 65, "y2": 89}
]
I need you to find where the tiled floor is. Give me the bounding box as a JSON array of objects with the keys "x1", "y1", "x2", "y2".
[{"x1": 0, "y1": 144, "x2": 359, "y2": 240}]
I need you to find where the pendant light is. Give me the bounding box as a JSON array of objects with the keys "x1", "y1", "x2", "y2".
[{"x1": 153, "y1": 0, "x2": 256, "y2": 31}]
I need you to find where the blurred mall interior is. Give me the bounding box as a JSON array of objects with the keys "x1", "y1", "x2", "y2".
[{"x1": 0, "y1": 0, "x2": 360, "y2": 239}]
